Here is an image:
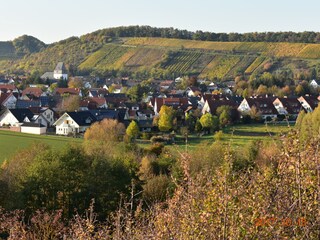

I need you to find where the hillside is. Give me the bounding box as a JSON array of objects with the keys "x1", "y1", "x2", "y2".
[
  {"x1": 0, "y1": 35, "x2": 46, "y2": 60},
  {"x1": 2, "y1": 27, "x2": 320, "y2": 80}
]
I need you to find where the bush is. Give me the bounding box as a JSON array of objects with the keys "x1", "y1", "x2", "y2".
[
  {"x1": 143, "y1": 175, "x2": 171, "y2": 203},
  {"x1": 141, "y1": 132, "x2": 151, "y2": 140},
  {"x1": 150, "y1": 135, "x2": 172, "y2": 144},
  {"x1": 213, "y1": 130, "x2": 223, "y2": 141},
  {"x1": 145, "y1": 143, "x2": 164, "y2": 156}
]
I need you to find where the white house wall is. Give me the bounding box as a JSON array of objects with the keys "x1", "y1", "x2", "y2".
[
  {"x1": 3, "y1": 95, "x2": 17, "y2": 109},
  {"x1": 273, "y1": 100, "x2": 288, "y2": 115},
  {"x1": 54, "y1": 73, "x2": 68, "y2": 80},
  {"x1": 0, "y1": 111, "x2": 19, "y2": 126},
  {"x1": 21, "y1": 126, "x2": 47, "y2": 135},
  {"x1": 41, "y1": 109, "x2": 55, "y2": 126},
  {"x1": 34, "y1": 115, "x2": 49, "y2": 127},
  {"x1": 201, "y1": 101, "x2": 211, "y2": 115},
  {"x1": 238, "y1": 99, "x2": 250, "y2": 113},
  {"x1": 54, "y1": 114, "x2": 80, "y2": 135}
]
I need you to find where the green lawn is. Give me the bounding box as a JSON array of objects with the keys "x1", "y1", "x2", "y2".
[
  {"x1": 0, "y1": 131, "x2": 83, "y2": 164},
  {"x1": 0, "y1": 123, "x2": 293, "y2": 165},
  {"x1": 138, "y1": 123, "x2": 293, "y2": 152},
  {"x1": 221, "y1": 123, "x2": 292, "y2": 146}
]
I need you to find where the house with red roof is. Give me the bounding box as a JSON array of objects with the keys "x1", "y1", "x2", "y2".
[
  {"x1": 21, "y1": 87, "x2": 44, "y2": 99},
  {"x1": 79, "y1": 97, "x2": 108, "y2": 111},
  {"x1": 202, "y1": 98, "x2": 238, "y2": 115},
  {"x1": 150, "y1": 97, "x2": 189, "y2": 115},
  {"x1": 238, "y1": 97, "x2": 278, "y2": 120},
  {"x1": 55, "y1": 88, "x2": 82, "y2": 97},
  {"x1": 0, "y1": 84, "x2": 18, "y2": 94}
]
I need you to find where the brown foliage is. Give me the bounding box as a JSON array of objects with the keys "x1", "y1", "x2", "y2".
[
  {"x1": 84, "y1": 119, "x2": 125, "y2": 143},
  {"x1": 1, "y1": 130, "x2": 319, "y2": 239},
  {"x1": 58, "y1": 95, "x2": 80, "y2": 113},
  {"x1": 83, "y1": 119, "x2": 126, "y2": 157}
]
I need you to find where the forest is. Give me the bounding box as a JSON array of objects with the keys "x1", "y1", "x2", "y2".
[{"x1": 81, "y1": 26, "x2": 320, "y2": 44}]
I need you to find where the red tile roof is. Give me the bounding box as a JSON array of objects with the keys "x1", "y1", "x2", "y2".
[
  {"x1": 22, "y1": 87, "x2": 43, "y2": 98},
  {"x1": 0, "y1": 84, "x2": 17, "y2": 92},
  {"x1": 55, "y1": 88, "x2": 80, "y2": 95},
  {"x1": 89, "y1": 97, "x2": 107, "y2": 106}
]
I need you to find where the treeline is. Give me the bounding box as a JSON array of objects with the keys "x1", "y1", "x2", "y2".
[
  {"x1": 12, "y1": 35, "x2": 46, "y2": 56},
  {"x1": 82, "y1": 25, "x2": 320, "y2": 43}
]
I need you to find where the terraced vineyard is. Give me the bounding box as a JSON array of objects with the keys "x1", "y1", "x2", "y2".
[
  {"x1": 199, "y1": 55, "x2": 242, "y2": 80},
  {"x1": 245, "y1": 56, "x2": 266, "y2": 74},
  {"x1": 125, "y1": 37, "x2": 320, "y2": 58},
  {"x1": 225, "y1": 55, "x2": 256, "y2": 78},
  {"x1": 3, "y1": 34, "x2": 320, "y2": 80},
  {"x1": 298, "y1": 45, "x2": 320, "y2": 58},
  {"x1": 187, "y1": 53, "x2": 216, "y2": 74},
  {"x1": 79, "y1": 45, "x2": 133, "y2": 71},
  {"x1": 161, "y1": 51, "x2": 203, "y2": 73},
  {"x1": 124, "y1": 48, "x2": 166, "y2": 69}
]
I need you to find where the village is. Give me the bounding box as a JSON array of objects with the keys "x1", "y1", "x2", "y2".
[{"x1": 0, "y1": 62, "x2": 318, "y2": 136}]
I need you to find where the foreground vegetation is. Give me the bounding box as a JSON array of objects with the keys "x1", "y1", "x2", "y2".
[
  {"x1": 0, "y1": 123, "x2": 290, "y2": 164},
  {"x1": 0, "y1": 112, "x2": 319, "y2": 238},
  {"x1": 0, "y1": 131, "x2": 82, "y2": 164}
]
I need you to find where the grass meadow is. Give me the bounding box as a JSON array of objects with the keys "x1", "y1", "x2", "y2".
[
  {"x1": 0, "y1": 123, "x2": 292, "y2": 164},
  {"x1": 0, "y1": 131, "x2": 82, "y2": 164}
]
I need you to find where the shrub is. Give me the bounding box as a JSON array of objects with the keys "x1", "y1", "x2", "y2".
[
  {"x1": 213, "y1": 130, "x2": 223, "y2": 141},
  {"x1": 143, "y1": 175, "x2": 171, "y2": 203},
  {"x1": 150, "y1": 135, "x2": 172, "y2": 144},
  {"x1": 141, "y1": 132, "x2": 151, "y2": 140},
  {"x1": 145, "y1": 143, "x2": 164, "y2": 156}
]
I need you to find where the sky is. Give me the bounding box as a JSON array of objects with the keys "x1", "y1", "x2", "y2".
[{"x1": 1, "y1": 0, "x2": 319, "y2": 43}]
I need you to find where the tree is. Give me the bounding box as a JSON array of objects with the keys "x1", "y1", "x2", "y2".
[
  {"x1": 219, "y1": 109, "x2": 231, "y2": 127},
  {"x1": 295, "y1": 110, "x2": 306, "y2": 130},
  {"x1": 58, "y1": 95, "x2": 80, "y2": 113},
  {"x1": 195, "y1": 119, "x2": 202, "y2": 134},
  {"x1": 158, "y1": 106, "x2": 175, "y2": 132},
  {"x1": 57, "y1": 80, "x2": 68, "y2": 88},
  {"x1": 68, "y1": 78, "x2": 83, "y2": 89},
  {"x1": 200, "y1": 113, "x2": 219, "y2": 133},
  {"x1": 126, "y1": 121, "x2": 140, "y2": 141},
  {"x1": 295, "y1": 85, "x2": 305, "y2": 96},
  {"x1": 213, "y1": 130, "x2": 223, "y2": 141},
  {"x1": 249, "y1": 106, "x2": 261, "y2": 122},
  {"x1": 180, "y1": 126, "x2": 189, "y2": 140},
  {"x1": 188, "y1": 76, "x2": 198, "y2": 87},
  {"x1": 185, "y1": 112, "x2": 196, "y2": 131},
  {"x1": 256, "y1": 84, "x2": 268, "y2": 95},
  {"x1": 0, "y1": 143, "x2": 133, "y2": 220},
  {"x1": 49, "y1": 83, "x2": 58, "y2": 92},
  {"x1": 281, "y1": 85, "x2": 292, "y2": 96},
  {"x1": 84, "y1": 119, "x2": 126, "y2": 143}
]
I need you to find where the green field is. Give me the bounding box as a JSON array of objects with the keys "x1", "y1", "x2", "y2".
[
  {"x1": 138, "y1": 123, "x2": 292, "y2": 153},
  {"x1": 0, "y1": 131, "x2": 82, "y2": 164},
  {"x1": 0, "y1": 124, "x2": 293, "y2": 164}
]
